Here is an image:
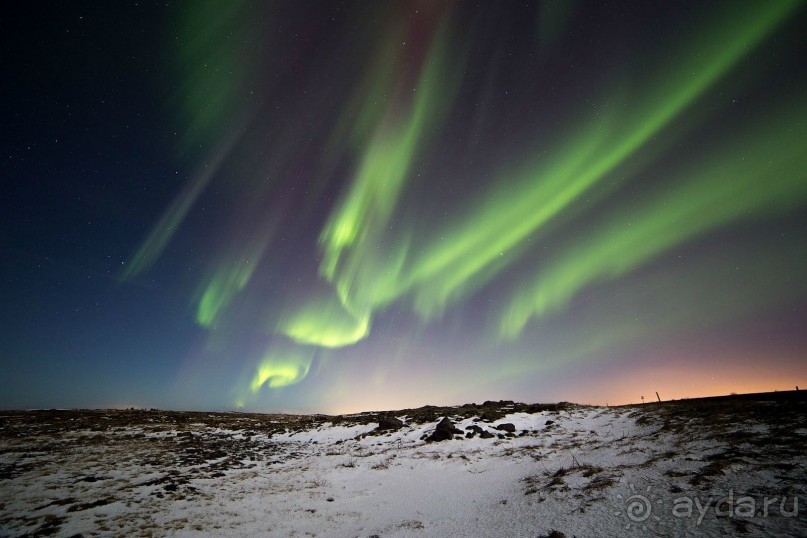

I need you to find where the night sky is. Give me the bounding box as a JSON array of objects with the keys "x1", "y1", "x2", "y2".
[{"x1": 3, "y1": 1, "x2": 806, "y2": 413}]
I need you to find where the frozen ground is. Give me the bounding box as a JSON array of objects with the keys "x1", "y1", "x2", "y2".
[{"x1": 1, "y1": 394, "x2": 805, "y2": 537}]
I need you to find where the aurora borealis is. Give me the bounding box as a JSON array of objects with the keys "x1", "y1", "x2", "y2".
[{"x1": 2, "y1": 1, "x2": 806, "y2": 413}]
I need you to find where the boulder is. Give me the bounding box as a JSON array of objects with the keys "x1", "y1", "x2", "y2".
[
  {"x1": 495, "y1": 423, "x2": 516, "y2": 433},
  {"x1": 376, "y1": 416, "x2": 404, "y2": 431},
  {"x1": 424, "y1": 417, "x2": 463, "y2": 442}
]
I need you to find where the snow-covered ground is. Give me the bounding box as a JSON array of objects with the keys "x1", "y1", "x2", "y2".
[{"x1": 1, "y1": 397, "x2": 804, "y2": 537}]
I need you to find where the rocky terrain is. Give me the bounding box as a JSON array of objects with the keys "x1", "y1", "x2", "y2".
[{"x1": 1, "y1": 393, "x2": 805, "y2": 537}]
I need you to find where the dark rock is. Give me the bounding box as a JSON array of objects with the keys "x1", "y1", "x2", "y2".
[
  {"x1": 376, "y1": 416, "x2": 404, "y2": 431},
  {"x1": 495, "y1": 423, "x2": 516, "y2": 433},
  {"x1": 465, "y1": 425, "x2": 485, "y2": 434},
  {"x1": 33, "y1": 515, "x2": 67, "y2": 537},
  {"x1": 545, "y1": 420, "x2": 555, "y2": 426},
  {"x1": 66, "y1": 498, "x2": 112, "y2": 512},
  {"x1": 437, "y1": 416, "x2": 457, "y2": 429},
  {"x1": 424, "y1": 417, "x2": 463, "y2": 442},
  {"x1": 479, "y1": 430, "x2": 495, "y2": 439}
]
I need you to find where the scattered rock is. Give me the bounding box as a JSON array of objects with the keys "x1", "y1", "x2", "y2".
[
  {"x1": 424, "y1": 417, "x2": 463, "y2": 442},
  {"x1": 66, "y1": 498, "x2": 112, "y2": 512},
  {"x1": 465, "y1": 424, "x2": 497, "y2": 439},
  {"x1": 34, "y1": 497, "x2": 77, "y2": 511},
  {"x1": 376, "y1": 416, "x2": 404, "y2": 431},
  {"x1": 30, "y1": 514, "x2": 65, "y2": 537},
  {"x1": 495, "y1": 423, "x2": 516, "y2": 433}
]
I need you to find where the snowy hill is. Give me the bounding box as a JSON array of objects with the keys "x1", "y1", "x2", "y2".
[{"x1": 1, "y1": 394, "x2": 805, "y2": 536}]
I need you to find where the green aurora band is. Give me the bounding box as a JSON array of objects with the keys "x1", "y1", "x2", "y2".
[
  {"x1": 278, "y1": 0, "x2": 801, "y2": 353},
  {"x1": 196, "y1": 237, "x2": 271, "y2": 328},
  {"x1": 250, "y1": 348, "x2": 314, "y2": 392},
  {"x1": 119, "y1": 140, "x2": 235, "y2": 282},
  {"x1": 278, "y1": 19, "x2": 464, "y2": 347},
  {"x1": 279, "y1": 294, "x2": 371, "y2": 348},
  {"x1": 397, "y1": 0, "x2": 801, "y2": 320},
  {"x1": 468, "y1": 232, "x2": 807, "y2": 390},
  {"x1": 121, "y1": 0, "x2": 258, "y2": 282},
  {"x1": 172, "y1": 0, "x2": 257, "y2": 152},
  {"x1": 501, "y1": 100, "x2": 807, "y2": 337}
]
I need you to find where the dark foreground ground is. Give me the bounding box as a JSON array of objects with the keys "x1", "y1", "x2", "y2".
[{"x1": 1, "y1": 391, "x2": 805, "y2": 537}]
